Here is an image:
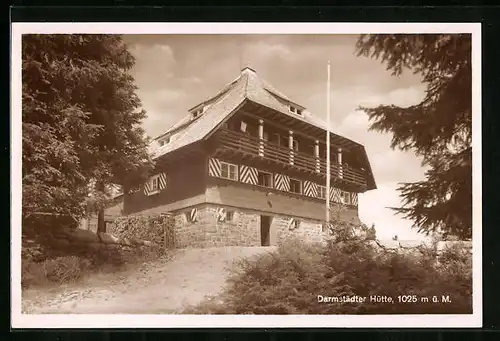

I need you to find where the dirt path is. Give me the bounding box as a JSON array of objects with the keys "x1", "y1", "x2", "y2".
[{"x1": 22, "y1": 246, "x2": 274, "y2": 314}]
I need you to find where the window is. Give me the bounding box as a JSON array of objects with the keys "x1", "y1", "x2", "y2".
[
  {"x1": 258, "y1": 171, "x2": 273, "y2": 188},
  {"x1": 158, "y1": 136, "x2": 170, "y2": 146},
  {"x1": 317, "y1": 185, "x2": 327, "y2": 199},
  {"x1": 293, "y1": 219, "x2": 301, "y2": 229},
  {"x1": 292, "y1": 139, "x2": 299, "y2": 152},
  {"x1": 220, "y1": 162, "x2": 238, "y2": 181},
  {"x1": 226, "y1": 211, "x2": 234, "y2": 222},
  {"x1": 192, "y1": 107, "x2": 204, "y2": 119},
  {"x1": 290, "y1": 178, "x2": 302, "y2": 194},
  {"x1": 145, "y1": 174, "x2": 160, "y2": 196},
  {"x1": 151, "y1": 176, "x2": 159, "y2": 192},
  {"x1": 240, "y1": 121, "x2": 248, "y2": 133},
  {"x1": 342, "y1": 191, "x2": 351, "y2": 205},
  {"x1": 289, "y1": 105, "x2": 303, "y2": 116}
]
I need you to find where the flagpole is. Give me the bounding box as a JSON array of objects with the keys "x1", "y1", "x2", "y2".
[{"x1": 326, "y1": 61, "x2": 331, "y2": 224}]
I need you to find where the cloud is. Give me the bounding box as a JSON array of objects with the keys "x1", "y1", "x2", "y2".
[
  {"x1": 370, "y1": 150, "x2": 426, "y2": 184},
  {"x1": 128, "y1": 43, "x2": 176, "y2": 91},
  {"x1": 359, "y1": 183, "x2": 430, "y2": 241},
  {"x1": 244, "y1": 42, "x2": 292, "y2": 62},
  {"x1": 359, "y1": 86, "x2": 426, "y2": 108}
]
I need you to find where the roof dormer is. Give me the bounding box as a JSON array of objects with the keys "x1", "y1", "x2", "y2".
[
  {"x1": 189, "y1": 105, "x2": 205, "y2": 120},
  {"x1": 288, "y1": 104, "x2": 304, "y2": 116},
  {"x1": 158, "y1": 134, "x2": 171, "y2": 147}
]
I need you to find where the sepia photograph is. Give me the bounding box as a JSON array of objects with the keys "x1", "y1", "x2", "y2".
[{"x1": 11, "y1": 23, "x2": 481, "y2": 328}]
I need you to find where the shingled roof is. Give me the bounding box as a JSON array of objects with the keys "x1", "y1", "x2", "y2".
[
  {"x1": 153, "y1": 67, "x2": 348, "y2": 156},
  {"x1": 148, "y1": 67, "x2": 376, "y2": 190}
]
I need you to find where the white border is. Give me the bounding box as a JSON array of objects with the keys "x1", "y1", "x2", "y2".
[{"x1": 11, "y1": 23, "x2": 482, "y2": 329}]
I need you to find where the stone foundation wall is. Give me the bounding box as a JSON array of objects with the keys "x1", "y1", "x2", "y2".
[
  {"x1": 272, "y1": 216, "x2": 327, "y2": 246},
  {"x1": 173, "y1": 206, "x2": 260, "y2": 248},
  {"x1": 172, "y1": 205, "x2": 329, "y2": 248}
]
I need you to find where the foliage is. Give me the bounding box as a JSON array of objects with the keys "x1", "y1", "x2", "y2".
[
  {"x1": 324, "y1": 217, "x2": 375, "y2": 243},
  {"x1": 367, "y1": 224, "x2": 377, "y2": 240},
  {"x1": 22, "y1": 256, "x2": 93, "y2": 288},
  {"x1": 186, "y1": 238, "x2": 472, "y2": 314},
  {"x1": 22, "y1": 243, "x2": 169, "y2": 289},
  {"x1": 22, "y1": 34, "x2": 153, "y2": 223},
  {"x1": 355, "y1": 34, "x2": 472, "y2": 239}
]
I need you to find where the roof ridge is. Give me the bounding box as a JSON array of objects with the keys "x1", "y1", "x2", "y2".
[{"x1": 243, "y1": 69, "x2": 250, "y2": 97}]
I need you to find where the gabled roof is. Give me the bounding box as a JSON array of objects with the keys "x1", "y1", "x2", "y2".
[{"x1": 149, "y1": 67, "x2": 376, "y2": 190}]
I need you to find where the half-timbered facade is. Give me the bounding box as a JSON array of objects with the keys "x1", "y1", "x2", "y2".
[{"x1": 124, "y1": 67, "x2": 376, "y2": 248}]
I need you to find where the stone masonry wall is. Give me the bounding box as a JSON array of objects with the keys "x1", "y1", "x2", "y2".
[
  {"x1": 173, "y1": 206, "x2": 260, "y2": 248},
  {"x1": 272, "y1": 216, "x2": 327, "y2": 246},
  {"x1": 172, "y1": 205, "x2": 329, "y2": 248}
]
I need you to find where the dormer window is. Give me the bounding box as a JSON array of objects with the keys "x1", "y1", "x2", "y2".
[
  {"x1": 158, "y1": 136, "x2": 171, "y2": 146},
  {"x1": 192, "y1": 107, "x2": 204, "y2": 119},
  {"x1": 289, "y1": 105, "x2": 303, "y2": 116}
]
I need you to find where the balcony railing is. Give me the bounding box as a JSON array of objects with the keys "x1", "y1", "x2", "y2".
[{"x1": 216, "y1": 128, "x2": 367, "y2": 188}]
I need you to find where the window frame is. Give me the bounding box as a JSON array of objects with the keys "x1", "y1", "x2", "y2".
[
  {"x1": 289, "y1": 105, "x2": 303, "y2": 116},
  {"x1": 226, "y1": 210, "x2": 235, "y2": 222},
  {"x1": 147, "y1": 174, "x2": 160, "y2": 196},
  {"x1": 317, "y1": 185, "x2": 327, "y2": 199},
  {"x1": 240, "y1": 120, "x2": 248, "y2": 133},
  {"x1": 192, "y1": 107, "x2": 204, "y2": 119},
  {"x1": 220, "y1": 161, "x2": 239, "y2": 181},
  {"x1": 342, "y1": 191, "x2": 351, "y2": 205},
  {"x1": 289, "y1": 178, "x2": 302, "y2": 195},
  {"x1": 158, "y1": 136, "x2": 171, "y2": 146},
  {"x1": 257, "y1": 170, "x2": 273, "y2": 188}
]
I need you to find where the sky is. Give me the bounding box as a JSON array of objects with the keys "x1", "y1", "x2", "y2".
[{"x1": 123, "y1": 34, "x2": 430, "y2": 241}]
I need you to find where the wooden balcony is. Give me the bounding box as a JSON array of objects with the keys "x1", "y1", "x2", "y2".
[{"x1": 215, "y1": 128, "x2": 367, "y2": 189}]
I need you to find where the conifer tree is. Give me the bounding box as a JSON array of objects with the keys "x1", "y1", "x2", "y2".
[
  {"x1": 355, "y1": 34, "x2": 472, "y2": 239},
  {"x1": 22, "y1": 34, "x2": 153, "y2": 229}
]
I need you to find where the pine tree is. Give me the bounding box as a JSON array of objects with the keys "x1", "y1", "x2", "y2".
[
  {"x1": 22, "y1": 34, "x2": 153, "y2": 228},
  {"x1": 355, "y1": 34, "x2": 472, "y2": 239}
]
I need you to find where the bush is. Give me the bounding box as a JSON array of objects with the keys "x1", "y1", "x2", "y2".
[
  {"x1": 22, "y1": 256, "x2": 93, "y2": 288},
  {"x1": 187, "y1": 237, "x2": 472, "y2": 314},
  {"x1": 21, "y1": 244, "x2": 168, "y2": 289}
]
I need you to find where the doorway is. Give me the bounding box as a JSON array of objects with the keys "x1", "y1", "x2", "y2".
[{"x1": 260, "y1": 215, "x2": 272, "y2": 246}]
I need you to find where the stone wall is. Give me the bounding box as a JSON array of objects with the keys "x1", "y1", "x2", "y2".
[
  {"x1": 272, "y1": 216, "x2": 326, "y2": 246},
  {"x1": 172, "y1": 205, "x2": 329, "y2": 248},
  {"x1": 22, "y1": 213, "x2": 172, "y2": 266},
  {"x1": 108, "y1": 213, "x2": 175, "y2": 248},
  {"x1": 173, "y1": 206, "x2": 260, "y2": 248}
]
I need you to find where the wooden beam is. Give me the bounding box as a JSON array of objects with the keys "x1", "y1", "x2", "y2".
[{"x1": 239, "y1": 109, "x2": 346, "y2": 150}]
